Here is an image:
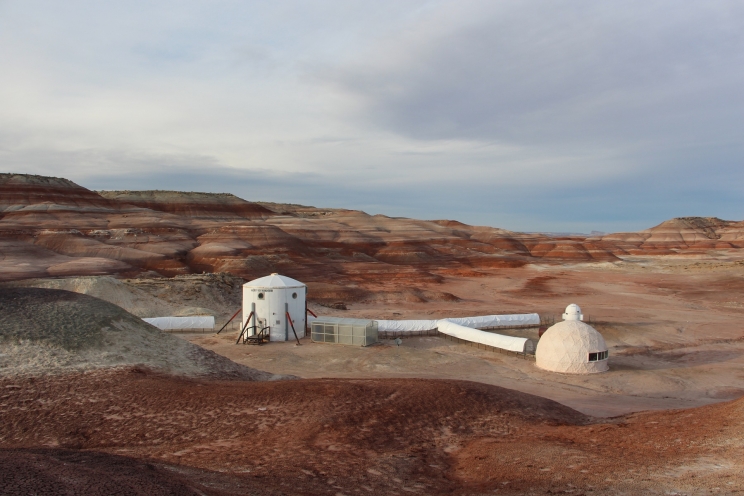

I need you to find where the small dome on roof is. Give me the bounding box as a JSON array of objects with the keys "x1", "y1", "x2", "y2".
[
  {"x1": 536, "y1": 320, "x2": 608, "y2": 374},
  {"x1": 244, "y1": 273, "x2": 305, "y2": 288},
  {"x1": 562, "y1": 303, "x2": 583, "y2": 321}
]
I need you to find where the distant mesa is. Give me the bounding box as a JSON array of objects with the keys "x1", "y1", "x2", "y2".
[
  {"x1": 1, "y1": 172, "x2": 743, "y2": 283},
  {"x1": 597, "y1": 215, "x2": 744, "y2": 254},
  {"x1": 97, "y1": 190, "x2": 276, "y2": 219},
  {"x1": 0, "y1": 173, "x2": 114, "y2": 213}
]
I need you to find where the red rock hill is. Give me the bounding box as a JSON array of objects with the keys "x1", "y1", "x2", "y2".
[
  {"x1": 597, "y1": 216, "x2": 744, "y2": 254},
  {"x1": 0, "y1": 173, "x2": 113, "y2": 214},
  {"x1": 98, "y1": 190, "x2": 275, "y2": 219},
  {"x1": 1, "y1": 173, "x2": 741, "y2": 287}
]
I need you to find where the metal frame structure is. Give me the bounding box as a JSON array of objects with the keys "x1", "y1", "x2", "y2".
[{"x1": 310, "y1": 317, "x2": 378, "y2": 347}]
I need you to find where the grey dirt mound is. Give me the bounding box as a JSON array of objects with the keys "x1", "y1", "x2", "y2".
[
  {"x1": 0, "y1": 287, "x2": 139, "y2": 350},
  {"x1": 0, "y1": 288, "x2": 278, "y2": 381}
]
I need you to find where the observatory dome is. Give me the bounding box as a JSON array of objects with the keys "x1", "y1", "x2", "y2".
[
  {"x1": 535, "y1": 320, "x2": 608, "y2": 374},
  {"x1": 562, "y1": 303, "x2": 583, "y2": 321}
]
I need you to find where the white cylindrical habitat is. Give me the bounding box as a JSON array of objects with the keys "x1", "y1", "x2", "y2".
[{"x1": 242, "y1": 273, "x2": 306, "y2": 342}]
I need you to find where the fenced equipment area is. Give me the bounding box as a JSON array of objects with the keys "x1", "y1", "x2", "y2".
[{"x1": 310, "y1": 317, "x2": 378, "y2": 347}]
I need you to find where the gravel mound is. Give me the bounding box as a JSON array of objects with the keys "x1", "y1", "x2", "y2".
[
  {"x1": 0, "y1": 288, "x2": 279, "y2": 380},
  {"x1": 4, "y1": 276, "x2": 174, "y2": 319},
  {"x1": 6, "y1": 273, "x2": 244, "y2": 321}
]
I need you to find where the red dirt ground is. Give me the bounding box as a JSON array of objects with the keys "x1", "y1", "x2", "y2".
[{"x1": 1, "y1": 368, "x2": 742, "y2": 494}]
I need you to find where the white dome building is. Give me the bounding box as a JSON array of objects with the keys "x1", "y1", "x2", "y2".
[
  {"x1": 562, "y1": 303, "x2": 584, "y2": 321},
  {"x1": 242, "y1": 273, "x2": 306, "y2": 342},
  {"x1": 535, "y1": 320, "x2": 609, "y2": 374}
]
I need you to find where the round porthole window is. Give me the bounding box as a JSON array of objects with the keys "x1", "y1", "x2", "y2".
[
  {"x1": 292, "y1": 292, "x2": 297, "y2": 299},
  {"x1": 258, "y1": 293, "x2": 264, "y2": 300}
]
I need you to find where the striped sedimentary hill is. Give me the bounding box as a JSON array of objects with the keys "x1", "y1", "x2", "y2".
[{"x1": 2, "y1": 173, "x2": 743, "y2": 289}]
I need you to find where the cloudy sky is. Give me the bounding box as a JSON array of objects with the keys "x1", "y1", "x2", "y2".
[{"x1": 1, "y1": 1, "x2": 742, "y2": 232}]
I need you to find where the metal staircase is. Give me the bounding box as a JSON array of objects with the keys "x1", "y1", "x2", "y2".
[{"x1": 241, "y1": 325, "x2": 270, "y2": 345}]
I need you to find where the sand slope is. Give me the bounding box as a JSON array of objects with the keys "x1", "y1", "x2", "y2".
[
  {"x1": 0, "y1": 370, "x2": 741, "y2": 494},
  {"x1": 5, "y1": 273, "x2": 245, "y2": 319}
]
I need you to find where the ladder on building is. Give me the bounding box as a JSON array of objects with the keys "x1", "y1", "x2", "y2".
[{"x1": 234, "y1": 310, "x2": 271, "y2": 345}]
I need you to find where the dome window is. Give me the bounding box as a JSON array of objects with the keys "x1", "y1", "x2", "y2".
[{"x1": 589, "y1": 351, "x2": 609, "y2": 361}]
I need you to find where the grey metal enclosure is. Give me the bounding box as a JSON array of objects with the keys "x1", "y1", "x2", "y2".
[{"x1": 310, "y1": 317, "x2": 378, "y2": 346}]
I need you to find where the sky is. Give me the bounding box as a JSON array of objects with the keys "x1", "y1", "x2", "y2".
[{"x1": 1, "y1": 1, "x2": 743, "y2": 233}]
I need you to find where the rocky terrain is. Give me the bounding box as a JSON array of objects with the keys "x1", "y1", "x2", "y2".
[
  {"x1": 4, "y1": 173, "x2": 744, "y2": 294},
  {"x1": 4, "y1": 273, "x2": 246, "y2": 320},
  {"x1": 2, "y1": 172, "x2": 744, "y2": 493},
  {"x1": 1, "y1": 370, "x2": 742, "y2": 495}
]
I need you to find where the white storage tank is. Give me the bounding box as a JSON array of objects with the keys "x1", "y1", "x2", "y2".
[{"x1": 242, "y1": 273, "x2": 307, "y2": 342}]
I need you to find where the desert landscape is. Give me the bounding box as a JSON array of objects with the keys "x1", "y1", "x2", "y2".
[{"x1": 2, "y1": 173, "x2": 744, "y2": 494}]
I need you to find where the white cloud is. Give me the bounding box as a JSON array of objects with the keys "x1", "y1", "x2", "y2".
[{"x1": 1, "y1": 0, "x2": 743, "y2": 231}]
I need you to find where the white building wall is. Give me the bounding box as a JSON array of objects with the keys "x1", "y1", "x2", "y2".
[{"x1": 242, "y1": 283, "x2": 306, "y2": 341}]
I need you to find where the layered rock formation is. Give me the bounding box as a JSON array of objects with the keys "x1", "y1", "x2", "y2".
[
  {"x1": 99, "y1": 190, "x2": 275, "y2": 219},
  {"x1": 2, "y1": 173, "x2": 742, "y2": 288},
  {"x1": 596, "y1": 216, "x2": 744, "y2": 255},
  {"x1": 0, "y1": 173, "x2": 114, "y2": 213}
]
